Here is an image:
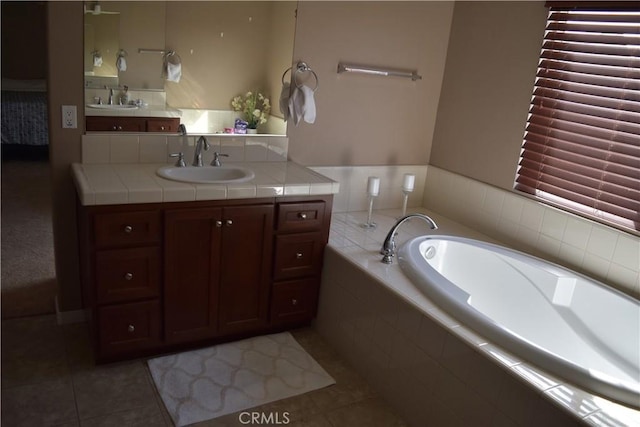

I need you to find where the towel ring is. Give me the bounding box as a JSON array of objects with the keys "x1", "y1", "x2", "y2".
[
  {"x1": 281, "y1": 62, "x2": 319, "y2": 92},
  {"x1": 164, "y1": 50, "x2": 181, "y2": 64},
  {"x1": 117, "y1": 49, "x2": 127, "y2": 58}
]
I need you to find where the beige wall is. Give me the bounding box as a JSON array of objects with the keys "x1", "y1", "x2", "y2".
[
  {"x1": 287, "y1": 1, "x2": 454, "y2": 166},
  {"x1": 429, "y1": 1, "x2": 547, "y2": 190},
  {"x1": 47, "y1": 2, "x2": 85, "y2": 311}
]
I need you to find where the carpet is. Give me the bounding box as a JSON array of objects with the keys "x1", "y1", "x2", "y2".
[{"x1": 147, "y1": 332, "x2": 336, "y2": 426}]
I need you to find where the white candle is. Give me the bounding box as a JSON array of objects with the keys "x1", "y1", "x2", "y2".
[
  {"x1": 402, "y1": 174, "x2": 415, "y2": 192},
  {"x1": 367, "y1": 176, "x2": 380, "y2": 196}
]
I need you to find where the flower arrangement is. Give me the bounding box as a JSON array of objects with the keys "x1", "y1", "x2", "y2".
[{"x1": 231, "y1": 91, "x2": 271, "y2": 129}]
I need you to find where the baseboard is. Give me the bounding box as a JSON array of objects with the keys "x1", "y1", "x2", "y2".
[{"x1": 55, "y1": 296, "x2": 87, "y2": 325}]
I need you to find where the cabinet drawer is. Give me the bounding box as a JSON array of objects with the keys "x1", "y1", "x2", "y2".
[
  {"x1": 98, "y1": 300, "x2": 161, "y2": 357},
  {"x1": 276, "y1": 202, "x2": 325, "y2": 233},
  {"x1": 147, "y1": 118, "x2": 180, "y2": 133},
  {"x1": 270, "y1": 278, "x2": 319, "y2": 324},
  {"x1": 95, "y1": 247, "x2": 161, "y2": 304},
  {"x1": 94, "y1": 210, "x2": 161, "y2": 248},
  {"x1": 86, "y1": 116, "x2": 145, "y2": 132},
  {"x1": 273, "y1": 232, "x2": 323, "y2": 280}
]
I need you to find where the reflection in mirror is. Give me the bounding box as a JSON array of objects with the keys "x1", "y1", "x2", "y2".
[
  {"x1": 83, "y1": 10, "x2": 120, "y2": 80},
  {"x1": 83, "y1": 1, "x2": 296, "y2": 135}
]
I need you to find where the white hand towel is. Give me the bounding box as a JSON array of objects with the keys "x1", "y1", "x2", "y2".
[
  {"x1": 301, "y1": 85, "x2": 316, "y2": 124},
  {"x1": 116, "y1": 56, "x2": 127, "y2": 72},
  {"x1": 279, "y1": 82, "x2": 291, "y2": 121},
  {"x1": 93, "y1": 53, "x2": 103, "y2": 67},
  {"x1": 166, "y1": 62, "x2": 181, "y2": 82},
  {"x1": 288, "y1": 86, "x2": 303, "y2": 126}
]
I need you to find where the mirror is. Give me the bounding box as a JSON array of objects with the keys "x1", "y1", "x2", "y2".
[{"x1": 83, "y1": 1, "x2": 296, "y2": 114}]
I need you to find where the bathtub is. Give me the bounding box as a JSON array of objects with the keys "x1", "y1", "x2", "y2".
[{"x1": 398, "y1": 235, "x2": 640, "y2": 410}]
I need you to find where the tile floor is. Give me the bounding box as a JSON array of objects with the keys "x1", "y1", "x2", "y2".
[{"x1": 1, "y1": 315, "x2": 408, "y2": 427}]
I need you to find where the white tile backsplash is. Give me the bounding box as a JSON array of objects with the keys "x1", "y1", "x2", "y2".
[{"x1": 81, "y1": 134, "x2": 288, "y2": 165}]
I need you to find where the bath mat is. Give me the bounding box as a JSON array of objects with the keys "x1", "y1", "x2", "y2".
[{"x1": 147, "y1": 332, "x2": 335, "y2": 426}]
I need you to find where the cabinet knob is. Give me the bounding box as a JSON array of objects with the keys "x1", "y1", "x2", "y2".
[
  {"x1": 124, "y1": 272, "x2": 133, "y2": 281},
  {"x1": 112, "y1": 125, "x2": 117, "y2": 131},
  {"x1": 298, "y1": 212, "x2": 307, "y2": 219},
  {"x1": 160, "y1": 126, "x2": 166, "y2": 131},
  {"x1": 291, "y1": 299, "x2": 298, "y2": 306},
  {"x1": 296, "y1": 252, "x2": 304, "y2": 259},
  {"x1": 226, "y1": 219, "x2": 233, "y2": 227},
  {"x1": 127, "y1": 324, "x2": 135, "y2": 333},
  {"x1": 215, "y1": 220, "x2": 223, "y2": 228},
  {"x1": 117, "y1": 126, "x2": 123, "y2": 131},
  {"x1": 124, "y1": 225, "x2": 133, "y2": 233}
]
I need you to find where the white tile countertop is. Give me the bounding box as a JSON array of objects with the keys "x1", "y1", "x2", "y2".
[
  {"x1": 84, "y1": 105, "x2": 182, "y2": 118},
  {"x1": 71, "y1": 161, "x2": 340, "y2": 206}
]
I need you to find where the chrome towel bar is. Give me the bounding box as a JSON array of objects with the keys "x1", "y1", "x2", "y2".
[{"x1": 337, "y1": 63, "x2": 422, "y2": 81}]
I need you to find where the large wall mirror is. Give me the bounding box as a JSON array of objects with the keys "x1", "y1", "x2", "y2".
[{"x1": 83, "y1": 1, "x2": 296, "y2": 114}]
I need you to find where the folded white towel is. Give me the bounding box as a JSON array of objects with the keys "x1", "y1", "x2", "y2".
[
  {"x1": 288, "y1": 85, "x2": 316, "y2": 126},
  {"x1": 116, "y1": 56, "x2": 127, "y2": 72},
  {"x1": 279, "y1": 82, "x2": 291, "y2": 121},
  {"x1": 166, "y1": 62, "x2": 181, "y2": 82}
]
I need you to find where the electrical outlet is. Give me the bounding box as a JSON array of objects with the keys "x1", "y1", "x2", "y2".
[{"x1": 61, "y1": 105, "x2": 77, "y2": 129}]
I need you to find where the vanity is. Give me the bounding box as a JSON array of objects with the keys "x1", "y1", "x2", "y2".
[{"x1": 73, "y1": 160, "x2": 337, "y2": 362}]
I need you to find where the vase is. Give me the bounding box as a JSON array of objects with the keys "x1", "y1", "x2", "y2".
[{"x1": 247, "y1": 128, "x2": 258, "y2": 134}]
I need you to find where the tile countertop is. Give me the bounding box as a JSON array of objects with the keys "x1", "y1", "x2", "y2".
[
  {"x1": 71, "y1": 161, "x2": 340, "y2": 206},
  {"x1": 84, "y1": 105, "x2": 182, "y2": 118}
]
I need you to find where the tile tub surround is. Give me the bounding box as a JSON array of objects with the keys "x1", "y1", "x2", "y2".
[
  {"x1": 72, "y1": 161, "x2": 339, "y2": 206},
  {"x1": 316, "y1": 208, "x2": 640, "y2": 427},
  {"x1": 308, "y1": 163, "x2": 639, "y2": 298},
  {"x1": 424, "y1": 166, "x2": 640, "y2": 299}
]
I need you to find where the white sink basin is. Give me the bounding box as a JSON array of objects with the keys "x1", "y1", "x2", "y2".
[
  {"x1": 87, "y1": 104, "x2": 139, "y2": 110},
  {"x1": 156, "y1": 165, "x2": 255, "y2": 184}
]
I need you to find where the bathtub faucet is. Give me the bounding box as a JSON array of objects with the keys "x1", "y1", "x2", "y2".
[{"x1": 380, "y1": 213, "x2": 438, "y2": 264}]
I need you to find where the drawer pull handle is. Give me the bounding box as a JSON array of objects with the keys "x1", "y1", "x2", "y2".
[
  {"x1": 291, "y1": 299, "x2": 298, "y2": 306},
  {"x1": 215, "y1": 220, "x2": 223, "y2": 228},
  {"x1": 296, "y1": 252, "x2": 303, "y2": 259},
  {"x1": 124, "y1": 225, "x2": 133, "y2": 233},
  {"x1": 124, "y1": 272, "x2": 133, "y2": 281},
  {"x1": 298, "y1": 213, "x2": 307, "y2": 219},
  {"x1": 128, "y1": 324, "x2": 135, "y2": 333},
  {"x1": 226, "y1": 220, "x2": 233, "y2": 227}
]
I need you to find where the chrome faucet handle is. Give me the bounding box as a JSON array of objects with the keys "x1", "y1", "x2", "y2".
[
  {"x1": 169, "y1": 152, "x2": 186, "y2": 167},
  {"x1": 211, "y1": 152, "x2": 229, "y2": 167}
]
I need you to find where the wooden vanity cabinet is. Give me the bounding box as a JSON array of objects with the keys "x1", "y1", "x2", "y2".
[
  {"x1": 164, "y1": 204, "x2": 273, "y2": 344},
  {"x1": 78, "y1": 195, "x2": 331, "y2": 363},
  {"x1": 78, "y1": 207, "x2": 163, "y2": 360},
  {"x1": 86, "y1": 116, "x2": 180, "y2": 132},
  {"x1": 270, "y1": 200, "x2": 329, "y2": 325}
]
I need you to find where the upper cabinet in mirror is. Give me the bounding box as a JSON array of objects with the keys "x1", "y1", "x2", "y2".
[{"x1": 83, "y1": 1, "x2": 296, "y2": 113}]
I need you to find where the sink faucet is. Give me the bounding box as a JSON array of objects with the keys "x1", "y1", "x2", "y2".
[
  {"x1": 380, "y1": 213, "x2": 438, "y2": 264},
  {"x1": 211, "y1": 152, "x2": 229, "y2": 167},
  {"x1": 192, "y1": 136, "x2": 210, "y2": 167},
  {"x1": 106, "y1": 86, "x2": 114, "y2": 105}
]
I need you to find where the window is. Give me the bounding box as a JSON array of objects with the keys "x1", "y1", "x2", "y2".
[{"x1": 515, "y1": 4, "x2": 640, "y2": 233}]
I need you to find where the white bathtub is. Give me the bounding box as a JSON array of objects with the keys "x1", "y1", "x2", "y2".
[{"x1": 398, "y1": 235, "x2": 640, "y2": 410}]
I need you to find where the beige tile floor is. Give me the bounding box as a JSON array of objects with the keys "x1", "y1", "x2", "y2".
[{"x1": 1, "y1": 315, "x2": 408, "y2": 427}]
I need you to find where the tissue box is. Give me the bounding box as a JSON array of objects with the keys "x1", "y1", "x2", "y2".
[{"x1": 234, "y1": 118, "x2": 248, "y2": 134}]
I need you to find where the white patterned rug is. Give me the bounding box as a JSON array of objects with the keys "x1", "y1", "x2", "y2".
[{"x1": 147, "y1": 332, "x2": 335, "y2": 426}]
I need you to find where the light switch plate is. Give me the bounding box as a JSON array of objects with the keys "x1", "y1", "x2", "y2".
[{"x1": 61, "y1": 105, "x2": 77, "y2": 129}]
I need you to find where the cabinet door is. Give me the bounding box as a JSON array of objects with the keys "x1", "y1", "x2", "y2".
[
  {"x1": 164, "y1": 208, "x2": 222, "y2": 344},
  {"x1": 218, "y1": 205, "x2": 274, "y2": 335}
]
